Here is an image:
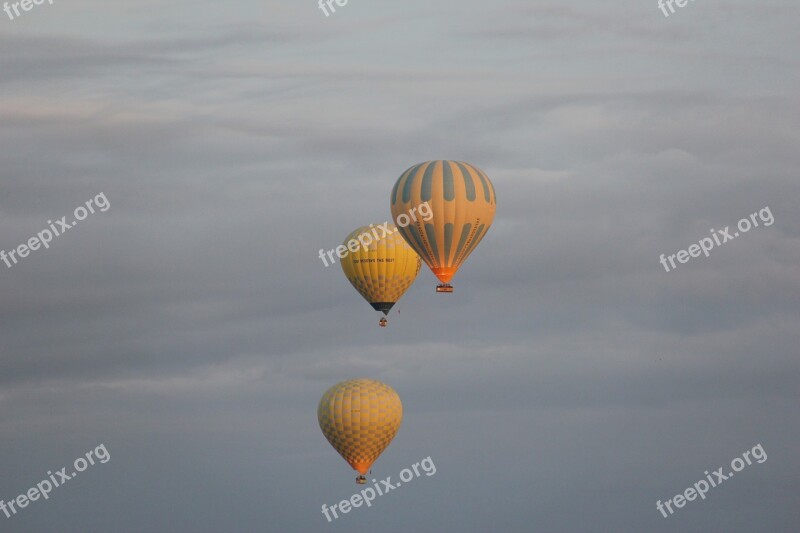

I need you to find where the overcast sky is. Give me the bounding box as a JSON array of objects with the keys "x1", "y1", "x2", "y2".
[{"x1": 1, "y1": 0, "x2": 799, "y2": 531}]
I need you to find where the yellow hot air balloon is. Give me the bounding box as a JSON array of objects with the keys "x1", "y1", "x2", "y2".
[
  {"x1": 317, "y1": 378, "x2": 403, "y2": 484},
  {"x1": 390, "y1": 160, "x2": 496, "y2": 292},
  {"x1": 340, "y1": 223, "x2": 421, "y2": 327}
]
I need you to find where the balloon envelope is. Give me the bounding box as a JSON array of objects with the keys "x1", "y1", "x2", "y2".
[
  {"x1": 340, "y1": 223, "x2": 421, "y2": 316},
  {"x1": 390, "y1": 160, "x2": 496, "y2": 285},
  {"x1": 317, "y1": 378, "x2": 403, "y2": 475}
]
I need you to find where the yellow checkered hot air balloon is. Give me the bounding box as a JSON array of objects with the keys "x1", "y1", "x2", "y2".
[
  {"x1": 317, "y1": 378, "x2": 403, "y2": 484},
  {"x1": 340, "y1": 223, "x2": 421, "y2": 327},
  {"x1": 390, "y1": 160, "x2": 496, "y2": 293}
]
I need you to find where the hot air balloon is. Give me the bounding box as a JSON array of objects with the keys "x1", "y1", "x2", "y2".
[
  {"x1": 390, "y1": 160, "x2": 496, "y2": 293},
  {"x1": 340, "y1": 223, "x2": 421, "y2": 327},
  {"x1": 317, "y1": 378, "x2": 403, "y2": 484}
]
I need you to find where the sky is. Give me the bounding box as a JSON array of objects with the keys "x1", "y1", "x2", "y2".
[{"x1": 1, "y1": 0, "x2": 799, "y2": 531}]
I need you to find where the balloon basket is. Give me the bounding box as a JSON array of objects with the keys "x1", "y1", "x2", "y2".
[
  {"x1": 435, "y1": 284, "x2": 453, "y2": 293},
  {"x1": 356, "y1": 475, "x2": 367, "y2": 484},
  {"x1": 379, "y1": 318, "x2": 388, "y2": 327}
]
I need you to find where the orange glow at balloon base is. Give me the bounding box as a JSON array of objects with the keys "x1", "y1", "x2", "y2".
[
  {"x1": 349, "y1": 460, "x2": 373, "y2": 475},
  {"x1": 431, "y1": 267, "x2": 456, "y2": 283}
]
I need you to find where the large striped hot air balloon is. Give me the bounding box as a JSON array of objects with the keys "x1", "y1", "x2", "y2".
[
  {"x1": 390, "y1": 160, "x2": 496, "y2": 292},
  {"x1": 317, "y1": 378, "x2": 403, "y2": 484},
  {"x1": 340, "y1": 223, "x2": 421, "y2": 327}
]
